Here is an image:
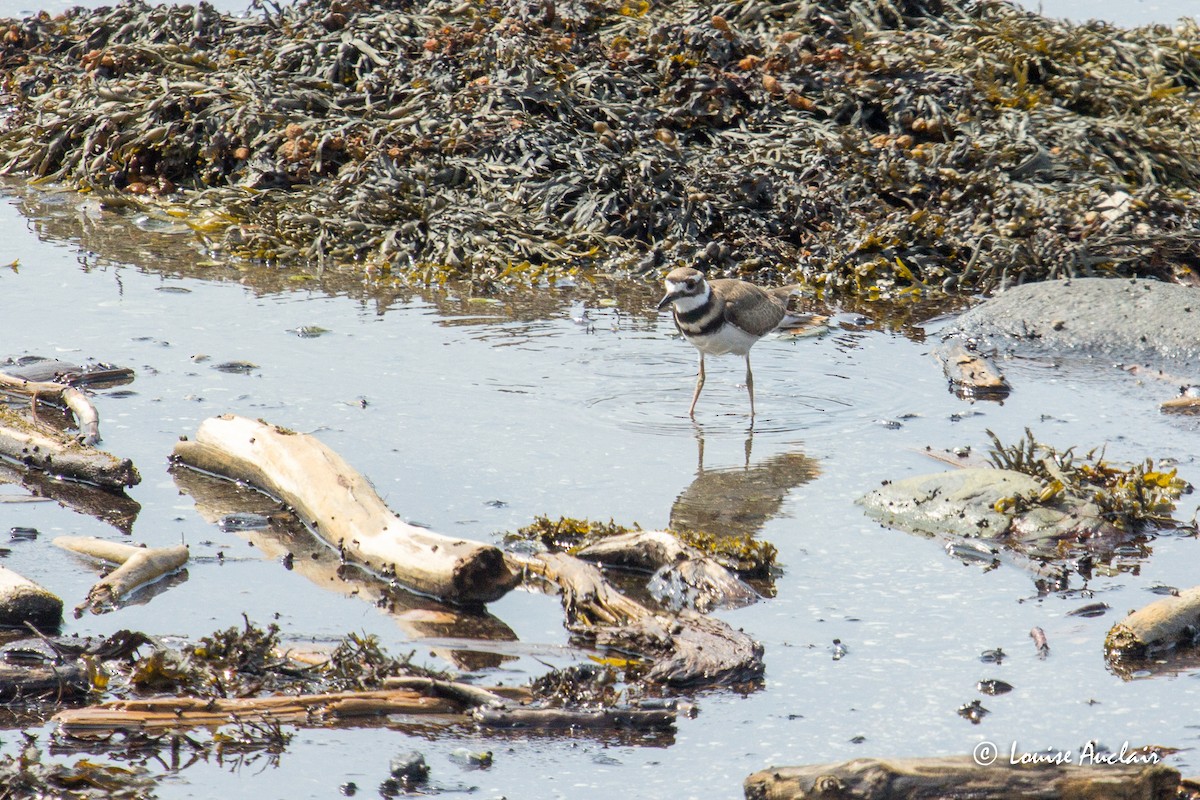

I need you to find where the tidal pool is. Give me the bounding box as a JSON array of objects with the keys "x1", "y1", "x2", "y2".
[{"x1": 2, "y1": 179, "x2": 1200, "y2": 799}]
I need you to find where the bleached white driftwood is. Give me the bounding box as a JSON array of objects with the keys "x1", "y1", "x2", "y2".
[
  {"x1": 54, "y1": 536, "x2": 189, "y2": 615},
  {"x1": 170, "y1": 414, "x2": 519, "y2": 604}
]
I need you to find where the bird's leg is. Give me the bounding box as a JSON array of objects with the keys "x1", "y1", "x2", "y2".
[
  {"x1": 689, "y1": 353, "x2": 706, "y2": 418},
  {"x1": 745, "y1": 353, "x2": 756, "y2": 420}
]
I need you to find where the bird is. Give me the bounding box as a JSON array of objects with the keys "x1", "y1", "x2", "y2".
[{"x1": 657, "y1": 265, "x2": 796, "y2": 420}]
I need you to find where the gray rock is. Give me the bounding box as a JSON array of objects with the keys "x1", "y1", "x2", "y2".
[
  {"x1": 946, "y1": 278, "x2": 1200, "y2": 368},
  {"x1": 858, "y1": 468, "x2": 1122, "y2": 560}
]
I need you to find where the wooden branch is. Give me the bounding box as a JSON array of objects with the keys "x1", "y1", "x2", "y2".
[
  {"x1": 170, "y1": 415, "x2": 520, "y2": 604},
  {"x1": 519, "y1": 551, "x2": 648, "y2": 626},
  {"x1": 0, "y1": 565, "x2": 63, "y2": 628},
  {"x1": 517, "y1": 551, "x2": 764, "y2": 687},
  {"x1": 54, "y1": 536, "x2": 189, "y2": 615},
  {"x1": 0, "y1": 371, "x2": 101, "y2": 444},
  {"x1": 53, "y1": 688, "x2": 460, "y2": 733},
  {"x1": 576, "y1": 531, "x2": 758, "y2": 611},
  {"x1": 744, "y1": 755, "x2": 1180, "y2": 800},
  {"x1": 0, "y1": 407, "x2": 138, "y2": 491},
  {"x1": 1106, "y1": 586, "x2": 1200, "y2": 659},
  {"x1": 382, "y1": 676, "x2": 518, "y2": 709}
]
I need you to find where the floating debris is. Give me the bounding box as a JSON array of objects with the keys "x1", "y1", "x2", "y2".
[{"x1": 2, "y1": 0, "x2": 1200, "y2": 296}]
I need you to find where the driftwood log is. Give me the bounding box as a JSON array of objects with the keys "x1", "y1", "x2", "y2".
[
  {"x1": 171, "y1": 414, "x2": 520, "y2": 604},
  {"x1": 171, "y1": 465, "x2": 518, "y2": 670},
  {"x1": 0, "y1": 369, "x2": 102, "y2": 445},
  {"x1": 1106, "y1": 586, "x2": 1200, "y2": 660},
  {"x1": 744, "y1": 755, "x2": 1181, "y2": 800},
  {"x1": 474, "y1": 705, "x2": 675, "y2": 731},
  {"x1": 933, "y1": 343, "x2": 1010, "y2": 400},
  {"x1": 53, "y1": 688, "x2": 460, "y2": 733},
  {"x1": 0, "y1": 657, "x2": 89, "y2": 701},
  {"x1": 54, "y1": 536, "x2": 189, "y2": 616},
  {"x1": 0, "y1": 459, "x2": 140, "y2": 533},
  {"x1": 0, "y1": 565, "x2": 63, "y2": 628},
  {"x1": 0, "y1": 407, "x2": 138, "y2": 491},
  {"x1": 575, "y1": 530, "x2": 758, "y2": 611},
  {"x1": 520, "y1": 551, "x2": 764, "y2": 687}
]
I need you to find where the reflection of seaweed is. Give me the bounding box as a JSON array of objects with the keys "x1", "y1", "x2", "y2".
[{"x1": 985, "y1": 428, "x2": 1191, "y2": 529}]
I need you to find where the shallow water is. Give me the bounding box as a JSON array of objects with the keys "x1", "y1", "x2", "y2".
[{"x1": 2, "y1": 178, "x2": 1200, "y2": 797}]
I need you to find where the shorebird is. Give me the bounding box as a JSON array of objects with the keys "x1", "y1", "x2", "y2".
[{"x1": 657, "y1": 266, "x2": 795, "y2": 420}]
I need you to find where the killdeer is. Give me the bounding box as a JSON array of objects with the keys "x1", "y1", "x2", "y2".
[{"x1": 657, "y1": 266, "x2": 796, "y2": 420}]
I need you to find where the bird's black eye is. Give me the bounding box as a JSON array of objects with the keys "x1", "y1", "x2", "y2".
[{"x1": 685, "y1": 280, "x2": 695, "y2": 289}]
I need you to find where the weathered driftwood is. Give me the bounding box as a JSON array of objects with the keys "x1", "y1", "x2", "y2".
[
  {"x1": 744, "y1": 755, "x2": 1181, "y2": 800},
  {"x1": 598, "y1": 610, "x2": 765, "y2": 687},
  {"x1": 381, "y1": 675, "x2": 674, "y2": 732},
  {"x1": 1106, "y1": 586, "x2": 1200, "y2": 660},
  {"x1": 575, "y1": 530, "x2": 758, "y2": 611},
  {"x1": 54, "y1": 536, "x2": 189, "y2": 616},
  {"x1": 933, "y1": 343, "x2": 1010, "y2": 400},
  {"x1": 382, "y1": 676, "x2": 522, "y2": 709},
  {"x1": 0, "y1": 370, "x2": 102, "y2": 445},
  {"x1": 474, "y1": 705, "x2": 675, "y2": 731},
  {"x1": 53, "y1": 688, "x2": 460, "y2": 733},
  {"x1": 1160, "y1": 396, "x2": 1200, "y2": 414},
  {"x1": 0, "y1": 658, "x2": 89, "y2": 701},
  {"x1": 169, "y1": 463, "x2": 519, "y2": 673},
  {"x1": 0, "y1": 565, "x2": 63, "y2": 628},
  {"x1": 171, "y1": 414, "x2": 520, "y2": 604},
  {"x1": 0, "y1": 407, "x2": 139, "y2": 491},
  {"x1": 520, "y1": 551, "x2": 764, "y2": 687}
]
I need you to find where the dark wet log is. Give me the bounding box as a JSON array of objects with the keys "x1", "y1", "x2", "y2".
[
  {"x1": 933, "y1": 343, "x2": 1010, "y2": 400},
  {"x1": 53, "y1": 688, "x2": 460, "y2": 732},
  {"x1": 171, "y1": 465, "x2": 519, "y2": 670},
  {"x1": 0, "y1": 460, "x2": 140, "y2": 533},
  {"x1": 171, "y1": 414, "x2": 520, "y2": 604},
  {"x1": 0, "y1": 370, "x2": 102, "y2": 445},
  {"x1": 0, "y1": 565, "x2": 63, "y2": 628},
  {"x1": 597, "y1": 610, "x2": 765, "y2": 687},
  {"x1": 575, "y1": 530, "x2": 758, "y2": 611},
  {"x1": 1106, "y1": 586, "x2": 1200, "y2": 659},
  {"x1": 54, "y1": 537, "x2": 189, "y2": 616},
  {"x1": 474, "y1": 705, "x2": 675, "y2": 731},
  {"x1": 519, "y1": 551, "x2": 764, "y2": 687},
  {"x1": 0, "y1": 407, "x2": 139, "y2": 491},
  {"x1": 0, "y1": 659, "x2": 88, "y2": 701},
  {"x1": 744, "y1": 755, "x2": 1180, "y2": 800}
]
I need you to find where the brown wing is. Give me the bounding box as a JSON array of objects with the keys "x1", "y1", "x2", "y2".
[{"x1": 711, "y1": 279, "x2": 787, "y2": 337}]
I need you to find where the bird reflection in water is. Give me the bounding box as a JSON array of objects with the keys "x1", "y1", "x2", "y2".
[{"x1": 669, "y1": 426, "x2": 819, "y2": 546}]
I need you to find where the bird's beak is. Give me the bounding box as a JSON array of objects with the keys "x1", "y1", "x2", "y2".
[{"x1": 657, "y1": 290, "x2": 680, "y2": 310}]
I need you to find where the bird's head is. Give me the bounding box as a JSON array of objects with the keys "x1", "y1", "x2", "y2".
[{"x1": 657, "y1": 266, "x2": 708, "y2": 310}]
